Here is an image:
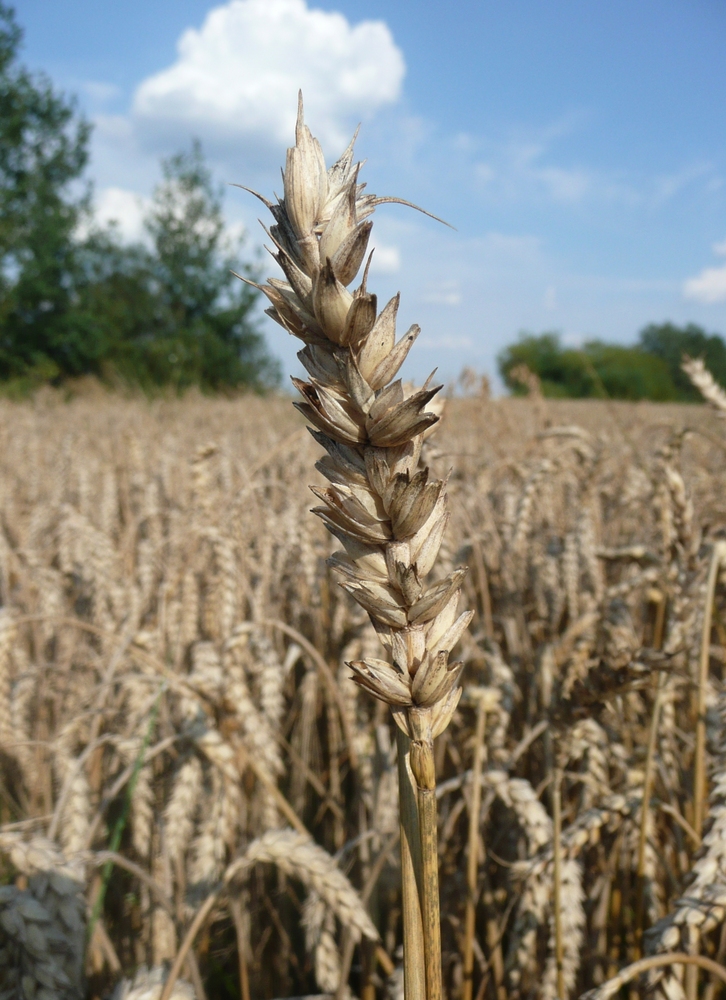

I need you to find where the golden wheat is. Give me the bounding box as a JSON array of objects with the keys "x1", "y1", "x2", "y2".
[{"x1": 0, "y1": 353, "x2": 726, "y2": 999}]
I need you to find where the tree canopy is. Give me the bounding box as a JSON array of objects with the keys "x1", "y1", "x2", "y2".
[
  {"x1": 73, "y1": 144, "x2": 280, "y2": 392},
  {"x1": 497, "y1": 327, "x2": 726, "y2": 402},
  {"x1": 0, "y1": 1, "x2": 91, "y2": 385},
  {"x1": 0, "y1": 4, "x2": 279, "y2": 393},
  {"x1": 638, "y1": 322, "x2": 726, "y2": 402}
]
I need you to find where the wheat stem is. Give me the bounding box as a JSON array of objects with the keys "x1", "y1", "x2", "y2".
[
  {"x1": 397, "y1": 728, "x2": 427, "y2": 1000},
  {"x1": 463, "y1": 693, "x2": 488, "y2": 1000},
  {"x1": 634, "y1": 671, "x2": 665, "y2": 958},
  {"x1": 419, "y1": 774, "x2": 443, "y2": 1000},
  {"x1": 553, "y1": 765, "x2": 565, "y2": 1000},
  {"x1": 694, "y1": 543, "x2": 726, "y2": 837},
  {"x1": 230, "y1": 897, "x2": 251, "y2": 1000}
]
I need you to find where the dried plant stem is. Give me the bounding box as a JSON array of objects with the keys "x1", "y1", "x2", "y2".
[
  {"x1": 688, "y1": 543, "x2": 726, "y2": 1000},
  {"x1": 463, "y1": 695, "x2": 488, "y2": 1000},
  {"x1": 419, "y1": 769, "x2": 442, "y2": 1000},
  {"x1": 230, "y1": 897, "x2": 251, "y2": 1000},
  {"x1": 160, "y1": 880, "x2": 220, "y2": 1000},
  {"x1": 462, "y1": 508, "x2": 493, "y2": 639},
  {"x1": 659, "y1": 802, "x2": 701, "y2": 847},
  {"x1": 553, "y1": 765, "x2": 565, "y2": 1000},
  {"x1": 397, "y1": 728, "x2": 426, "y2": 1000},
  {"x1": 694, "y1": 543, "x2": 726, "y2": 837},
  {"x1": 409, "y1": 713, "x2": 443, "y2": 1000},
  {"x1": 634, "y1": 671, "x2": 666, "y2": 958},
  {"x1": 260, "y1": 618, "x2": 358, "y2": 769}
]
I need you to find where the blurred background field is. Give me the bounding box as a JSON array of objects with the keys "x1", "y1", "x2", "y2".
[{"x1": 3, "y1": 387, "x2": 726, "y2": 998}]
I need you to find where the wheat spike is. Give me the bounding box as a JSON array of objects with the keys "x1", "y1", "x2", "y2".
[
  {"x1": 241, "y1": 829, "x2": 377, "y2": 944},
  {"x1": 682, "y1": 355, "x2": 726, "y2": 415},
  {"x1": 164, "y1": 755, "x2": 203, "y2": 868}
]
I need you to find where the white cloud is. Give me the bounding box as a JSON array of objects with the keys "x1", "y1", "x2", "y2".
[
  {"x1": 683, "y1": 238, "x2": 726, "y2": 303},
  {"x1": 94, "y1": 187, "x2": 150, "y2": 243},
  {"x1": 369, "y1": 242, "x2": 401, "y2": 274},
  {"x1": 422, "y1": 280, "x2": 461, "y2": 307},
  {"x1": 467, "y1": 116, "x2": 651, "y2": 208},
  {"x1": 684, "y1": 263, "x2": 726, "y2": 304},
  {"x1": 80, "y1": 81, "x2": 122, "y2": 105},
  {"x1": 653, "y1": 162, "x2": 712, "y2": 204},
  {"x1": 473, "y1": 140, "x2": 595, "y2": 205},
  {"x1": 132, "y1": 0, "x2": 405, "y2": 153}
]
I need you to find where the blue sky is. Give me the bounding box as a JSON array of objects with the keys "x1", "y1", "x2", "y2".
[{"x1": 12, "y1": 0, "x2": 726, "y2": 386}]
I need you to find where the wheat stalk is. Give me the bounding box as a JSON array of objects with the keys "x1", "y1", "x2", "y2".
[{"x1": 239, "y1": 94, "x2": 471, "y2": 1000}]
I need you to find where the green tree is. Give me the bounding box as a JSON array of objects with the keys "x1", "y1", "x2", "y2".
[
  {"x1": 638, "y1": 322, "x2": 726, "y2": 402},
  {"x1": 498, "y1": 331, "x2": 679, "y2": 400},
  {"x1": 75, "y1": 143, "x2": 280, "y2": 392},
  {"x1": 140, "y1": 141, "x2": 279, "y2": 391},
  {"x1": 0, "y1": 3, "x2": 278, "y2": 392},
  {"x1": 0, "y1": 2, "x2": 92, "y2": 384}
]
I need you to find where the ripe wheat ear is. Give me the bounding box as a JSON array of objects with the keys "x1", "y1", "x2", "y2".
[{"x1": 240, "y1": 93, "x2": 471, "y2": 1000}]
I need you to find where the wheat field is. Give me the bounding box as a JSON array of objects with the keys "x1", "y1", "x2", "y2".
[{"x1": 2, "y1": 386, "x2": 726, "y2": 1000}]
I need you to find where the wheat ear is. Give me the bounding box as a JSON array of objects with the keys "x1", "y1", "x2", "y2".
[
  {"x1": 682, "y1": 355, "x2": 726, "y2": 415},
  {"x1": 239, "y1": 94, "x2": 471, "y2": 1000}
]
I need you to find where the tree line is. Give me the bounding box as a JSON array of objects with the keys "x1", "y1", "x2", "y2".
[
  {"x1": 498, "y1": 324, "x2": 726, "y2": 402},
  {"x1": 0, "y1": 3, "x2": 279, "y2": 395}
]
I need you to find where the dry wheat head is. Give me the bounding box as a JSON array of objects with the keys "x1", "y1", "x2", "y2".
[{"x1": 240, "y1": 94, "x2": 471, "y2": 788}]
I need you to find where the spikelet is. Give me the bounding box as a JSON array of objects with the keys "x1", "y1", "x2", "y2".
[
  {"x1": 541, "y1": 859, "x2": 585, "y2": 1000},
  {"x1": 290, "y1": 666, "x2": 320, "y2": 814},
  {"x1": 54, "y1": 751, "x2": 92, "y2": 857},
  {"x1": 566, "y1": 719, "x2": 610, "y2": 809},
  {"x1": 373, "y1": 723, "x2": 399, "y2": 838},
  {"x1": 151, "y1": 846, "x2": 176, "y2": 964},
  {"x1": 249, "y1": 629, "x2": 286, "y2": 732},
  {"x1": 483, "y1": 642, "x2": 516, "y2": 762},
  {"x1": 302, "y1": 891, "x2": 348, "y2": 997},
  {"x1": 563, "y1": 531, "x2": 579, "y2": 623},
  {"x1": 485, "y1": 771, "x2": 552, "y2": 852},
  {"x1": 222, "y1": 637, "x2": 281, "y2": 828},
  {"x1": 118, "y1": 737, "x2": 155, "y2": 860}
]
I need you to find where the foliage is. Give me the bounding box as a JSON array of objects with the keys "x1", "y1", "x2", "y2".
[
  {"x1": 498, "y1": 331, "x2": 680, "y2": 400},
  {"x1": 75, "y1": 144, "x2": 280, "y2": 392},
  {"x1": 638, "y1": 322, "x2": 726, "y2": 402},
  {"x1": 0, "y1": 1, "x2": 90, "y2": 384},
  {"x1": 0, "y1": 5, "x2": 278, "y2": 393}
]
